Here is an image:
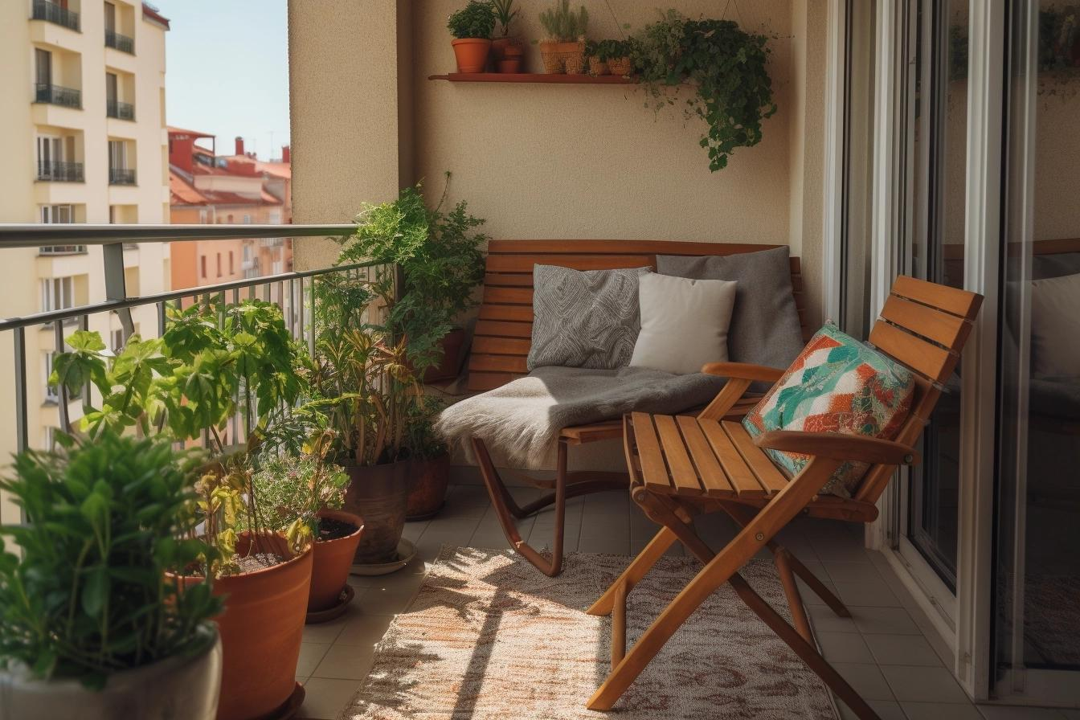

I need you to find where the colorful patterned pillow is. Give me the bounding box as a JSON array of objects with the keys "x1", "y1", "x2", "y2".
[{"x1": 741, "y1": 323, "x2": 916, "y2": 498}]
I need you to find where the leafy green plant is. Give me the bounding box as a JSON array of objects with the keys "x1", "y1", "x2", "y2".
[
  {"x1": 0, "y1": 431, "x2": 221, "y2": 689},
  {"x1": 406, "y1": 394, "x2": 449, "y2": 461},
  {"x1": 248, "y1": 431, "x2": 349, "y2": 555},
  {"x1": 491, "y1": 0, "x2": 518, "y2": 37},
  {"x1": 447, "y1": 1, "x2": 497, "y2": 40},
  {"x1": 591, "y1": 38, "x2": 635, "y2": 61},
  {"x1": 632, "y1": 11, "x2": 777, "y2": 171},
  {"x1": 538, "y1": 0, "x2": 589, "y2": 41}
]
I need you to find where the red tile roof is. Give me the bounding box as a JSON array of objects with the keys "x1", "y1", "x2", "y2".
[
  {"x1": 168, "y1": 126, "x2": 215, "y2": 140},
  {"x1": 142, "y1": 3, "x2": 170, "y2": 30},
  {"x1": 169, "y1": 169, "x2": 282, "y2": 207}
]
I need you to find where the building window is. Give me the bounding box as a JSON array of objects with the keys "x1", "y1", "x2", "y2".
[
  {"x1": 216, "y1": 253, "x2": 222, "y2": 277},
  {"x1": 199, "y1": 209, "x2": 208, "y2": 224},
  {"x1": 45, "y1": 426, "x2": 59, "y2": 451},
  {"x1": 242, "y1": 214, "x2": 251, "y2": 224},
  {"x1": 41, "y1": 277, "x2": 75, "y2": 312},
  {"x1": 41, "y1": 205, "x2": 73, "y2": 224},
  {"x1": 110, "y1": 328, "x2": 124, "y2": 353},
  {"x1": 200, "y1": 256, "x2": 207, "y2": 278},
  {"x1": 43, "y1": 352, "x2": 59, "y2": 402},
  {"x1": 227, "y1": 214, "x2": 234, "y2": 223},
  {"x1": 229, "y1": 251, "x2": 234, "y2": 275}
]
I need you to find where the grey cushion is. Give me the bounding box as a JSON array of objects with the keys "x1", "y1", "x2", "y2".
[
  {"x1": 528, "y1": 264, "x2": 650, "y2": 371},
  {"x1": 657, "y1": 247, "x2": 804, "y2": 371},
  {"x1": 1032, "y1": 252, "x2": 1080, "y2": 280}
]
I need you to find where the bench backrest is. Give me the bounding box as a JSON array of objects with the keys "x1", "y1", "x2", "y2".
[{"x1": 467, "y1": 240, "x2": 809, "y2": 392}]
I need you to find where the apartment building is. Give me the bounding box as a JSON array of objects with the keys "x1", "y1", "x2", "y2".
[
  {"x1": 0, "y1": 0, "x2": 171, "y2": 520},
  {"x1": 169, "y1": 131, "x2": 292, "y2": 292}
]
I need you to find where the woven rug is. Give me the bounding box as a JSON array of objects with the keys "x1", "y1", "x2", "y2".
[{"x1": 341, "y1": 547, "x2": 838, "y2": 720}]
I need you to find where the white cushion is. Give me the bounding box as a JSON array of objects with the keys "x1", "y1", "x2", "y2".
[
  {"x1": 629, "y1": 273, "x2": 737, "y2": 375},
  {"x1": 1031, "y1": 272, "x2": 1080, "y2": 378}
]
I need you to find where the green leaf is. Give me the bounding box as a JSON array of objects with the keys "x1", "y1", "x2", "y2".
[{"x1": 82, "y1": 566, "x2": 109, "y2": 618}]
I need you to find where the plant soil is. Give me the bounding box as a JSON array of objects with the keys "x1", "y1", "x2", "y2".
[
  {"x1": 235, "y1": 552, "x2": 288, "y2": 574},
  {"x1": 318, "y1": 518, "x2": 359, "y2": 543}
]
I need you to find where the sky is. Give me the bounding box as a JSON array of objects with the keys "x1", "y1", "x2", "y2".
[{"x1": 163, "y1": 0, "x2": 290, "y2": 160}]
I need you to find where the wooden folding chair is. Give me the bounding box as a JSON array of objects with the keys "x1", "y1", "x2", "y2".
[{"x1": 586, "y1": 276, "x2": 982, "y2": 719}]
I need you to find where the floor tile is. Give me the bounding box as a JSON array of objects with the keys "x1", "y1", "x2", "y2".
[
  {"x1": 296, "y1": 642, "x2": 331, "y2": 678},
  {"x1": 312, "y1": 642, "x2": 376, "y2": 680},
  {"x1": 301, "y1": 614, "x2": 350, "y2": 644},
  {"x1": 808, "y1": 602, "x2": 860, "y2": 634},
  {"x1": 825, "y1": 562, "x2": 886, "y2": 583},
  {"x1": 902, "y1": 702, "x2": 983, "y2": 719},
  {"x1": 831, "y1": 662, "x2": 896, "y2": 701},
  {"x1": 833, "y1": 579, "x2": 902, "y2": 608},
  {"x1": 297, "y1": 677, "x2": 363, "y2": 719},
  {"x1": 863, "y1": 634, "x2": 943, "y2": 667},
  {"x1": 978, "y1": 706, "x2": 1070, "y2": 719},
  {"x1": 334, "y1": 613, "x2": 393, "y2": 647},
  {"x1": 817, "y1": 631, "x2": 876, "y2": 663},
  {"x1": 850, "y1": 606, "x2": 922, "y2": 635},
  {"x1": 880, "y1": 665, "x2": 969, "y2": 703},
  {"x1": 838, "y1": 699, "x2": 906, "y2": 720}
]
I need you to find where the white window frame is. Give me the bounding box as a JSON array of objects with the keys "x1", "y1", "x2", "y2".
[
  {"x1": 41, "y1": 276, "x2": 75, "y2": 312},
  {"x1": 43, "y1": 352, "x2": 58, "y2": 402}
]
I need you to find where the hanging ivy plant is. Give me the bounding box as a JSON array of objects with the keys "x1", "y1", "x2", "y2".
[{"x1": 632, "y1": 10, "x2": 777, "y2": 171}]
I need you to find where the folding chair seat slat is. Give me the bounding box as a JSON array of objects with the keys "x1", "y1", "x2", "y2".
[
  {"x1": 676, "y1": 415, "x2": 735, "y2": 497},
  {"x1": 631, "y1": 412, "x2": 673, "y2": 492},
  {"x1": 880, "y1": 295, "x2": 969, "y2": 348},
  {"x1": 722, "y1": 421, "x2": 789, "y2": 495},
  {"x1": 892, "y1": 275, "x2": 981, "y2": 318},
  {"x1": 699, "y1": 419, "x2": 766, "y2": 497},
  {"x1": 654, "y1": 415, "x2": 704, "y2": 496}
]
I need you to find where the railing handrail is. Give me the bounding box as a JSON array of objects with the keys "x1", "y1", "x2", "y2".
[{"x1": 0, "y1": 224, "x2": 356, "y2": 248}]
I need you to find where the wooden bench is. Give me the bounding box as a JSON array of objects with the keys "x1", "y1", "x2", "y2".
[{"x1": 467, "y1": 240, "x2": 810, "y2": 576}]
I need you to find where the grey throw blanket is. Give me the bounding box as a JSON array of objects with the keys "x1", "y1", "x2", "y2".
[{"x1": 435, "y1": 366, "x2": 728, "y2": 469}]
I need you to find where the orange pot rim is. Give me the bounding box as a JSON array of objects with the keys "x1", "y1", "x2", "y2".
[
  {"x1": 315, "y1": 509, "x2": 364, "y2": 545},
  {"x1": 451, "y1": 37, "x2": 493, "y2": 45},
  {"x1": 167, "y1": 531, "x2": 313, "y2": 584}
]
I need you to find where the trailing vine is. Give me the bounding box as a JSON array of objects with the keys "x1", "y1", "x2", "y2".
[{"x1": 632, "y1": 11, "x2": 777, "y2": 171}]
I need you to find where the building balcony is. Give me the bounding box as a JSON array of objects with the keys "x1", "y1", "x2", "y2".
[
  {"x1": 34, "y1": 83, "x2": 81, "y2": 109},
  {"x1": 108, "y1": 168, "x2": 136, "y2": 185},
  {"x1": 36, "y1": 160, "x2": 84, "y2": 183},
  {"x1": 104, "y1": 29, "x2": 134, "y2": 54},
  {"x1": 106, "y1": 100, "x2": 135, "y2": 121},
  {"x1": 38, "y1": 245, "x2": 87, "y2": 256},
  {"x1": 30, "y1": 0, "x2": 80, "y2": 32}
]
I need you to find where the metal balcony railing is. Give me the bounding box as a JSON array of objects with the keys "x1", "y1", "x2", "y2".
[
  {"x1": 109, "y1": 168, "x2": 136, "y2": 185},
  {"x1": 38, "y1": 245, "x2": 88, "y2": 255},
  {"x1": 104, "y1": 29, "x2": 134, "y2": 54},
  {"x1": 106, "y1": 100, "x2": 135, "y2": 120},
  {"x1": 0, "y1": 223, "x2": 365, "y2": 457},
  {"x1": 37, "y1": 160, "x2": 84, "y2": 182},
  {"x1": 31, "y1": 0, "x2": 80, "y2": 31},
  {"x1": 34, "y1": 83, "x2": 81, "y2": 109}
]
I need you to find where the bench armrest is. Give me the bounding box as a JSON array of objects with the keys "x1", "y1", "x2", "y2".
[
  {"x1": 755, "y1": 430, "x2": 920, "y2": 466},
  {"x1": 701, "y1": 362, "x2": 785, "y2": 383}
]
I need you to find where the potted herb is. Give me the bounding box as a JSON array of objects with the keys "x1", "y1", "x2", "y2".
[
  {"x1": 491, "y1": 0, "x2": 523, "y2": 72},
  {"x1": 337, "y1": 176, "x2": 487, "y2": 384},
  {"x1": 49, "y1": 299, "x2": 315, "y2": 720},
  {"x1": 405, "y1": 395, "x2": 452, "y2": 520},
  {"x1": 592, "y1": 38, "x2": 635, "y2": 76},
  {"x1": 250, "y1": 431, "x2": 362, "y2": 622},
  {"x1": 447, "y1": 0, "x2": 497, "y2": 73},
  {"x1": 309, "y1": 273, "x2": 421, "y2": 566},
  {"x1": 0, "y1": 431, "x2": 223, "y2": 720},
  {"x1": 631, "y1": 11, "x2": 777, "y2": 171},
  {"x1": 538, "y1": 0, "x2": 589, "y2": 74}
]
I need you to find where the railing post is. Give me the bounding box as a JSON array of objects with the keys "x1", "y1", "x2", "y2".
[{"x1": 103, "y1": 242, "x2": 134, "y2": 337}]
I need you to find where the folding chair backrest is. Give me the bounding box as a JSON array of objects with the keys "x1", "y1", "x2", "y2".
[{"x1": 852, "y1": 276, "x2": 983, "y2": 504}]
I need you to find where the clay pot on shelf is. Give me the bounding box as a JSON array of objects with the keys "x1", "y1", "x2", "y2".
[
  {"x1": 607, "y1": 56, "x2": 633, "y2": 76},
  {"x1": 451, "y1": 38, "x2": 492, "y2": 74},
  {"x1": 589, "y1": 55, "x2": 610, "y2": 76},
  {"x1": 308, "y1": 509, "x2": 364, "y2": 614},
  {"x1": 539, "y1": 40, "x2": 584, "y2": 74},
  {"x1": 342, "y1": 458, "x2": 410, "y2": 565},
  {"x1": 406, "y1": 453, "x2": 451, "y2": 520},
  {"x1": 172, "y1": 532, "x2": 312, "y2": 720},
  {"x1": 499, "y1": 44, "x2": 524, "y2": 73}
]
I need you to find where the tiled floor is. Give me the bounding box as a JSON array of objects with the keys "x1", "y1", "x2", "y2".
[{"x1": 296, "y1": 481, "x2": 1076, "y2": 720}]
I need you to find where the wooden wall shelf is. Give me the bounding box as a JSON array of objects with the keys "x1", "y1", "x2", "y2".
[{"x1": 429, "y1": 73, "x2": 636, "y2": 85}]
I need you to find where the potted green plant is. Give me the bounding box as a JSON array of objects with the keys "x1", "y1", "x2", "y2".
[
  {"x1": 337, "y1": 175, "x2": 487, "y2": 384},
  {"x1": 538, "y1": 0, "x2": 589, "y2": 74},
  {"x1": 249, "y1": 430, "x2": 362, "y2": 622},
  {"x1": 631, "y1": 11, "x2": 777, "y2": 171},
  {"x1": 491, "y1": 0, "x2": 523, "y2": 72},
  {"x1": 405, "y1": 395, "x2": 452, "y2": 520},
  {"x1": 309, "y1": 273, "x2": 420, "y2": 566},
  {"x1": 49, "y1": 299, "x2": 315, "y2": 720},
  {"x1": 447, "y1": 0, "x2": 497, "y2": 73},
  {"x1": 0, "y1": 431, "x2": 223, "y2": 720},
  {"x1": 592, "y1": 37, "x2": 635, "y2": 76}
]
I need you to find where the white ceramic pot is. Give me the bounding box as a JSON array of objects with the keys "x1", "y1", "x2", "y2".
[{"x1": 0, "y1": 623, "x2": 222, "y2": 720}]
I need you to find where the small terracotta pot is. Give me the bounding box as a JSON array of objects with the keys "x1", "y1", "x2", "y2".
[
  {"x1": 343, "y1": 458, "x2": 410, "y2": 564},
  {"x1": 406, "y1": 453, "x2": 451, "y2": 520},
  {"x1": 607, "y1": 56, "x2": 633, "y2": 76},
  {"x1": 451, "y1": 38, "x2": 492, "y2": 73},
  {"x1": 422, "y1": 327, "x2": 467, "y2": 382},
  {"x1": 173, "y1": 533, "x2": 312, "y2": 720},
  {"x1": 589, "y1": 55, "x2": 610, "y2": 76},
  {"x1": 308, "y1": 509, "x2": 364, "y2": 612},
  {"x1": 498, "y1": 58, "x2": 523, "y2": 73},
  {"x1": 491, "y1": 36, "x2": 513, "y2": 61}
]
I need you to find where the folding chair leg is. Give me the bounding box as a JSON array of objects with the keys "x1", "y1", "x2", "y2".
[{"x1": 587, "y1": 525, "x2": 678, "y2": 617}]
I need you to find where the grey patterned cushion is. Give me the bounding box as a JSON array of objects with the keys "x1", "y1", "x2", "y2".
[{"x1": 527, "y1": 265, "x2": 650, "y2": 371}]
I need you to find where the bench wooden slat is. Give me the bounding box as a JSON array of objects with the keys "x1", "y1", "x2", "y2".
[
  {"x1": 654, "y1": 415, "x2": 703, "y2": 496},
  {"x1": 483, "y1": 287, "x2": 533, "y2": 305},
  {"x1": 487, "y1": 254, "x2": 654, "y2": 273},
  {"x1": 632, "y1": 412, "x2": 672, "y2": 492},
  {"x1": 475, "y1": 320, "x2": 533, "y2": 338},
  {"x1": 676, "y1": 415, "x2": 734, "y2": 497},
  {"x1": 484, "y1": 273, "x2": 535, "y2": 287},
  {"x1": 469, "y1": 354, "x2": 529, "y2": 373},
  {"x1": 880, "y1": 295, "x2": 970, "y2": 348},
  {"x1": 722, "y1": 421, "x2": 789, "y2": 495},
  {"x1": 478, "y1": 304, "x2": 533, "y2": 322},
  {"x1": 488, "y1": 240, "x2": 785, "y2": 256},
  {"x1": 869, "y1": 320, "x2": 957, "y2": 383},
  {"x1": 473, "y1": 336, "x2": 531, "y2": 356},
  {"x1": 469, "y1": 371, "x2": 526, "y2": 391},
  {"x1": 699, "y1": 419, "x2": 765, "y2": 497}
]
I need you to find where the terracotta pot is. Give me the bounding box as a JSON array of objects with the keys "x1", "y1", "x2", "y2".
[
  {"x1": 308, "y1": 509, "x2": 364, "y2": 612},
  {"x1": 491, "y1": 36, "x2": 513, "y2": 61},
  {"x1": 607, "y1": 56, "x2": 633, "y2": 76},
  {"x1": 451, "y1": 38, "x2": 492, "y2": 73},
  {"x1": 343, "y1": 458, "x2": 410, "y2": 564},
  {"x1": 406, "y1": 453, "x2": 451, "y2": 520},
  {"x1": 498, "y1": 59, "x2": 523, "y2": 73},
  {"x1": 589, "y1": 55, "x2": 610, "y2": 76},
  {"x1": 422, "y1": 327, "x2": 468, "y2": 382},
  {"x1": 0, "y1": 624, "x2": 222, "y2": 720},
  {"x1": 499, "y1": 43, "x2": 524, "y2": 73},
  {"x1": 173, "y1": 533, "x2": 312, "y2": 720}
]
